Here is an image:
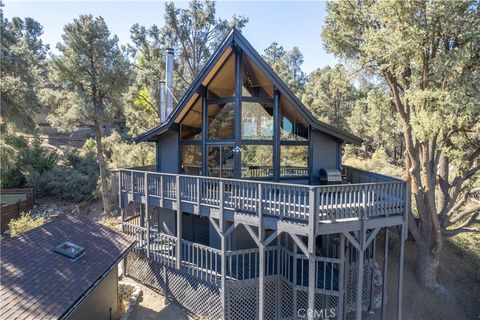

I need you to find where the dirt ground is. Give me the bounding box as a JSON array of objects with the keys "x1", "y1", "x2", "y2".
[
  {"x1": 375, "y1": 234, "x2": 480, "y2": 320},
  {"x1": 121, "y1": 277, "x2": 194, "y2": 320}
]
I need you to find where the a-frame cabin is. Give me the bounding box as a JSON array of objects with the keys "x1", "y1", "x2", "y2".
[{"x1": 117, "y1": 28, "x2": 407, "y2": 320}]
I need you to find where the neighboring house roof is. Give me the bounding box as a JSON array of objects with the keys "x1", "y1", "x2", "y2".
[
  {"x1": 135, "y1": 28, "x2": 362, "y2": 145},
  {"x1": 0, "y1": 215, "x2": 135, "y2": 320}
]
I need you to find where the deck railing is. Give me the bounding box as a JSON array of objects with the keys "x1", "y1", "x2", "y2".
[
  {"x1": 127, "y1": 227, "x2": 343, "y2": 293},
  {"x1": 119, "y1": 166, "x2": 406, "y2": 224},
  {"x1": 182, "y1": 240, "x2": 222, "y2": 284}
]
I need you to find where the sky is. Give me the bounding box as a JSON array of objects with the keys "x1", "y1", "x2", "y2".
[{"x1": 4, "y1": 1, "x2": 339, "y2": 74}]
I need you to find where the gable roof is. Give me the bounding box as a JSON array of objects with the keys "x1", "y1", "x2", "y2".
[
  {"x1": 0, "y1": 215, "x2": 135, "y2": 320},
  {"x1": 135, "y1": 28, "x2": 362, "y2": 145}
]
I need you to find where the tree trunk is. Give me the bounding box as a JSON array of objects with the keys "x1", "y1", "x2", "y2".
[
  {"x1": 415, "y1": 240, "x2": 442, "y2": 290},
  {"x1": 94, "y1": 121, "x2": 111, "y2": 214}
]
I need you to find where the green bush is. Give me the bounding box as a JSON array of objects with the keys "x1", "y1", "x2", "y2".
[
  {"x1": 0, "y1": 135, "x2": 58, "y2": 192},
  {"x1": 0, "y1": 167, "x2": 26, "y2": 189},
  {"x1": 25, "y1": 169, "x2": 51, "y2": 197},
  {"x1": 9, "y1": 212, "x2": 45, "y2": 236},
  {"x1": 47, "y1": 150, "x2": 99, "y2": 202}
]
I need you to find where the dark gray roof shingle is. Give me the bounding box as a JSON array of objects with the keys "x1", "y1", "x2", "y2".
[{"x1": 0, "y1": 214, "x2": 135, "y2": 320}]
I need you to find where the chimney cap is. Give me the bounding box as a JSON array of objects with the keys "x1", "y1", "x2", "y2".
[
  {"x1": 166, "y1": 47, "x2": 174, "y2": 54},
  {"x1": 158, "y1": 80, "x2": 166, "y2": 84}
]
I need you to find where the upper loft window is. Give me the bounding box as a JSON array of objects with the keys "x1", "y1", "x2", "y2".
[
  {"x1": 207, "y1": 53, "x2": 235, "y2": 99},
  {"x1": 241, "y1": 101, "x2": 273, "y2": 140},
  {"x1": 208, "y1": 102, "x2": 235, "y2": 140},
  {"x1": 181, "y1": 145, "x2": 202, "y2": 175},
  {"x1": 242, "y1": 52, "x2": 274, "y2": 99},
  {"x1": 180, "y1": 96, "x2": 202, "y2": 140},
  {"x1": 280, "y1": 96, "x2": 309, "y2": 141}
]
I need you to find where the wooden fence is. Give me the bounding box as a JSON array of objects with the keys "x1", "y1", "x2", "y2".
[{"x1": 0, "y1": 188, "x2": 34, "y2": 233}]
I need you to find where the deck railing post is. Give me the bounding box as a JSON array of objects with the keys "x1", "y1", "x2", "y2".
[
  {"x1": 307, "y1": 187, "x2": 317, "y2": 320},
  {"x1": 131, "y1": 170, "x2": 134, "y2": 194},
  {"x1": 176, "y1": 175, "x2": 182, "y2": 270},
  {"x1": 119, "y1": 170, "x2": 125, "y2": 233},
  {"x1": 160, "y1": 174, "x2": 164, "y2": 207},
  {"x1": 145, "y1": 172, "x2": 150, "y2": 257},
  {"x1": 196, "y1": 178, "x2": 201, "y2": 213}
]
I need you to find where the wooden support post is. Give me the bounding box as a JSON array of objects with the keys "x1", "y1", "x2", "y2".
[
  {"x1": 381, "y1": 227, "x2": 389, "y2": 320},
  {"x1": 145, "y1": 172, "x2": 150, "y2": 257},
  {"x1": 219, "y1": 181, "x2": 227, "y2": 319},
  {"x1": 163, "y1": 264, "x2": 168, "y2": 303},
  {"x1": 276, "y1": 235, "x2": 282, "y2": 319},
  {"x1": 176, "y1": 176, "x2": 182, "y2": 270},
  {"x1": 292, "y1": 240, "x2": 298, "y2": 317},
  {"x1": 307, "y1": 188, "x2": 317, "y2": 320},
  {"x1": 397, "y1": 224, "x2": 405, "y2": 320},
  {"x1": 259, "y1": 241, "x2": 265, "y2": 320},
  {"x1": 355, "y1": 187, "x2": 367, "y2": 320},
  {"x1": 338, "y1": 233, "x2": 345, "y2": 320},
  {"x1": 355, "y1": 230, "x2": 365, "y2": 320},
  {"x1": 140, "y1": 204, "x2": 145, "y2": 228},
  {"x1": 123, "y1": 256, "x2": 127, "y2": 277},
  {"x1": 258, "y1": 184, "x2": 265, "y2": 320},
  {"x1": 273, "y1": 88, "x2": 280, "y2": 182}
]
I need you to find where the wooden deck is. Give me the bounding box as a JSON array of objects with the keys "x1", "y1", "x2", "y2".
[
  {"x1": 118, "y1": 166, "x2": 406, "y2": 236},
  {"x1": 117, "y1": 166, "x2": 408, "y2": 320}
]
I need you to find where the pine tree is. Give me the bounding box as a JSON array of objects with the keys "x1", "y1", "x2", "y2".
[
  {"x1": 1, "y1": 13, "x2": 48, "y2": 130},
  {"x1": 323, "y1": 0, "x2": 480, "y2": 290},
  {"x1": 43, "y1": 15, "x2": 131, "y2": 214}
]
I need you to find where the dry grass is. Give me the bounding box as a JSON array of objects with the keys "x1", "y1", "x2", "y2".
[
  {"x1": 96, "y1": 215, "x2": 122, "y2": 231},
  {"x1": 343, "y1": 156, "x2": 405, "y2": 179}
]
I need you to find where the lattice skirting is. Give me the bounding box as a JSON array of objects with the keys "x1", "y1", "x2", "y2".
[
  {"x1": 126, "y1": 251, "x2": 371, "y2": 319},
  {"x1": 125, "y1": 252, "x2": 222, "y2": 319},
  {"x1": 344, "y1": 263, "x2": 372, "y2": 314},
  {"x1": 225, "y1": 276, "x2": 279, "y2": 320}
]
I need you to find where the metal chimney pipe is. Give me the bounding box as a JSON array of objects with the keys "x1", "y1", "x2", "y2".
[
  {"x1": 165, "y1": 48, "x2": 174, "y2": 119},
  {"x1": 158, "y1": 80, "x2": 166, "y2": 122}
]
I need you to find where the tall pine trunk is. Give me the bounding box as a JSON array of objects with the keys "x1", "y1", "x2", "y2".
[
  {"x1": 94, "y1": 121, "x2": 111, "y2": 214},
  {"x1": 415, "y1": 237, "x2": 442, "y2": 289}
]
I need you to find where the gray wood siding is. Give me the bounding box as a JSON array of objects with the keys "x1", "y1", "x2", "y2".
[
  {"x1": 182, "y1": 214, "x2": 210, "y2": 246},
  {"x1": 157, "y1": 129, "x2": 179, "y2": 173},
  {"x1": 311, "y1": 129, "x2": 341, "y2": 178}
]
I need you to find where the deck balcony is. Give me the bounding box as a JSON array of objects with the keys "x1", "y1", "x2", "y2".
[
  {"x1": 115, "y1": 165, "x2": 407, "y2": 320},
  {"x1": 117, "y1": 165, "x2": 407, "y2": 236}
]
